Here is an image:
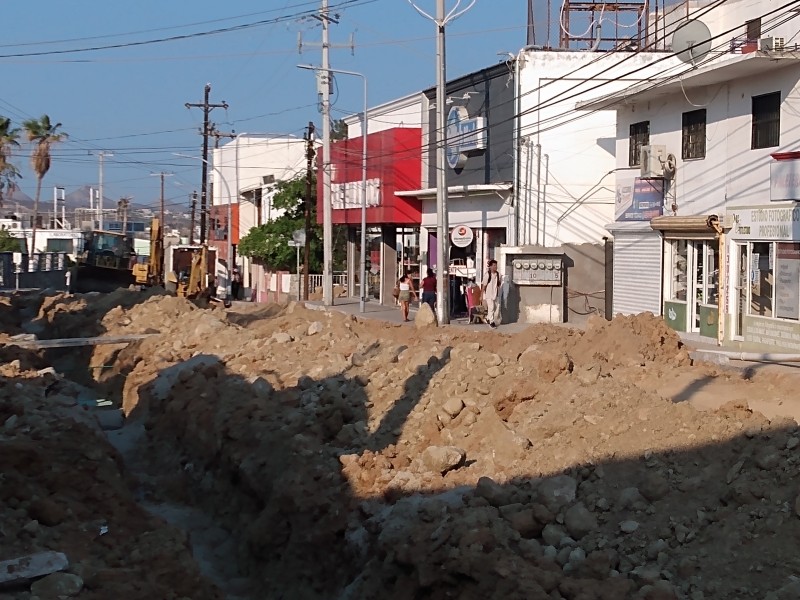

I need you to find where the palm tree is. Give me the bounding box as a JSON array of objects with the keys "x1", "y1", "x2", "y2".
[
  {"x1": 22, "y1": 115, "x2": 66, "y2": 256},
  {"x1": 0, "y1": 117, "x2": 20, "y2": 208}
]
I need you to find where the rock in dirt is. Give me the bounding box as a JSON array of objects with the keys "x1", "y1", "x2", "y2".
[
  {"x1": 442, "y1": 396, "x2": 464, "y2": 418},
  {"x1": 418, "y1": 446, "x2": 465, "y2": 475},
  {"x1": 537, "y1": 474, "x2": 577, "y2": 511},
  {"x1": 415, "y1": 302, "x2": 437, "y2": 328},
  {"x1": 30, "y1": 572, "x2": 84, "y2": 597},
  {"x1": 564, "y1": 502, "x2": 597, "y2": 539},
  {"x1": 307, "y1": 321, "x2": 324, "y2": 336},
  {"x1": 0, "y1": 551, "x2": 69, "y2": 585}
]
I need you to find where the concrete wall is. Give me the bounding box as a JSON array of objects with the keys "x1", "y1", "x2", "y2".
[
  {"x1": 17, "y1": 270, "x2": 68, "y2": 291},
  {"x1": 518, "y1": 51, "x2": 681, "y2": 246},
  {"x1": 345, "y1": 93, "x2": 422, "y2": 138},
  {"x1": 614, "y1": 61, "x2": 800, "y2": 215},
  {"x1": 498, "y1": 242, "x2": 606, "y2": 326}
]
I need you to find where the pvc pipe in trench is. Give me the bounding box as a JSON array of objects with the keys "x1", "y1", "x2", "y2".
[{"x1": 701, "y1": 350, "x2": 800, "y2": 362}]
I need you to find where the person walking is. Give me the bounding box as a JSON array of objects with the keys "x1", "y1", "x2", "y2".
[
  {"x1": 397, "y1": 274, "x2": 417, "y2": 322},
  {"x1": 420, "y1": 268, "x2": 437, "y2": 311},
  {"x1": 231, "y1": 266, "x2": 242, "y2": 301},
  {"x1": 481, "y1": 259, "x2": 502, "y2": 328}
]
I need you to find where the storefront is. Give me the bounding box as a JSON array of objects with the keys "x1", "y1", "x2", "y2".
[
  {"x1": 652, "y1": 215, "x2": 722, "y2": 339},
  {"x1": 397, "y1": 63, "x2": 515, "y2": 317},
  {"x1": 321, "y1": 127, "x2": 422, "y2": 305},
  {"x1": 726, "y1": 203, "x2": 800, "y2": 351}
]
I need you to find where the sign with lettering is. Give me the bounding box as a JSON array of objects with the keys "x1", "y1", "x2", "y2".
[
  {"x1": 776, "y1": 242, "x2": 800, "y2": 320},
  {"x1": 729, "y1": 205, "x2": 800, "y2": 240},
  {"x1": 615, "y1": 177, "x2": 664, "y2": 222},
  {"x1": 332, "y1": 178, "x2": 381, "y2": 210},
  {"x1": 771, "y1": 160, "x2": 800, "y2": 201},
  {"x1": 446, "y1": 106, "x2": 487, "y2": 170},
  {"x1": 450, "y1": 225, "x2": 474, "y2": 248}
]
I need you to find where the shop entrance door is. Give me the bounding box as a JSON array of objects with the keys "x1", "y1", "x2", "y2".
[
  {"x1": 734, "y1": 243, "x2": 748, "y2": 339},
  {"x1": 688, "y1": 240, "x2": 720, "y2": 334}
]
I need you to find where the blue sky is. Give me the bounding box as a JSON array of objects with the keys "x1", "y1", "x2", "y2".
[{"x1": 0, "y1": 1, "x2": 546, "y2": 215}]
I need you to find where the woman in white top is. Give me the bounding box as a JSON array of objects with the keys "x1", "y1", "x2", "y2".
[{"x1": 397, "y1": 274, "x2": 417, "y2": 322}]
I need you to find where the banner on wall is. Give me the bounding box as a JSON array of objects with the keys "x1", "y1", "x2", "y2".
[
  {"x1": 615, "y1": 178, "x2": 665, "y2": 222},
  {"x1": 776, "y1": 242, "x2": 800, "y2": 320},
  {"x1": 729, "y1": 205, "x2": 800, "y2": 241}
]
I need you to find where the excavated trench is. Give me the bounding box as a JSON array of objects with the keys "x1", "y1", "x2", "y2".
[{"x1": 7, "y1": 290, "x2": 800, "y2": 600}]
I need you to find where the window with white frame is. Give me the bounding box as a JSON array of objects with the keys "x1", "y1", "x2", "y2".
[{"x1": 666, "y1": 239, "x2": 688, "y2": 302}]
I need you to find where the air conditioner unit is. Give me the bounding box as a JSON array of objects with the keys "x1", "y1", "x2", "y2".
[
  {"x1": 640, "y1": 145, "x2": 667, "y2": 178},
  {"x1": 262, "y1": 174, "x2": 275, "y2": 185},
  {"x1": 760, "y1": 37, "x2": 785, "y2": 52}
]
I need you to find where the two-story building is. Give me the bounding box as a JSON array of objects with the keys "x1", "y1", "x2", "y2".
[{"x1": 580, "y1": 0, "x2": 800, "y2": 351}]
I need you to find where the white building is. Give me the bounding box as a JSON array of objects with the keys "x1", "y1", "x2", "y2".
[
  {"x1": 210, "y1": 134, "x2": 313, "y2": 299},
  {"x1": 580, "y1": 0, "x2": 800, "y2": 350}
]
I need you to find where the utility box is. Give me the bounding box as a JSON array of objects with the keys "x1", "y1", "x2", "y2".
[{"x1": 510, "y1": 255, "x2": 564, "y2": 286}]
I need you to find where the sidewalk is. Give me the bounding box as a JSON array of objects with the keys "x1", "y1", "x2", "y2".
[{"x1": 303, "y1": 296, "x2": 533, "y2": 334}]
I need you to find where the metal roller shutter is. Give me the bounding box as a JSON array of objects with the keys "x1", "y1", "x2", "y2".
[{"x1": 612, "y1": 231, "x2": 663, "y2": 316}]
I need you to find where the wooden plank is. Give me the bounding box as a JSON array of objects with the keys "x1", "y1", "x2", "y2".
[{"x1": 5, "y1": 334, "x2": 156, "y2": 349}]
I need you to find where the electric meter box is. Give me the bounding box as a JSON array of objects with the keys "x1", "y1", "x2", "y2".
[{"x1": 510, "y1": 254, "x2": 564, "y2": 286}]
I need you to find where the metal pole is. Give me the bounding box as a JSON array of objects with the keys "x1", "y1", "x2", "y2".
[
  {"x1": 98, "y1": 151, "x2": 112, "y2": 230},
  {"x1": 359, "y1": 75, "x2": 368, "y2": 314},
  {"x1": 435, "y1": 0, "x2": 450, "y2": 324},
  {"x1": 321, "y1": 0, "x2": 333, "y2": 306},
  {"x1": 297, "y1": 244, "x2": 301, "y2": 300}
]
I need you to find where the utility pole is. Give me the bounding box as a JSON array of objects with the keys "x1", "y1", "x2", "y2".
[
  {"x1": 117, "y1": 197, "x2": 130, "y2": 234},
  {"x1": 185, "y1": 84, "x2": 228, "y2": 244},
  {"x1": 304, "y1": 121, "x2": 316, "y2": 301},
  {"x1": 209, "y1": 124, "x2": 236, "y2": 149},
  {"x1": 320, "y1": 0, "x2": 333, "y2": 306},
  {"x1": 97, "y1": 151, "x2": 113, "y2": 230},
  {"x1": 190, "y1": 191, "x2": 197, "y2": 245},
  {"x1": 151, "y1": 172, "x2": 173, "y2": 234},
  {"x1": 435, "y1": 0, "x2": 450, "y2": 325}
]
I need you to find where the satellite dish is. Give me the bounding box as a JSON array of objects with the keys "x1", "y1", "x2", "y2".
[{"x1": 672, "y1": 19, "x2": 712, "y2": 65}]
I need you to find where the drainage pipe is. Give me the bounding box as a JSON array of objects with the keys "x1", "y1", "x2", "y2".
[{"x1": 701, "y1": 350, "x2": 800, "y2": 362}]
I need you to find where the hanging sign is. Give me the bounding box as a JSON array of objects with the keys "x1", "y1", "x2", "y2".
[{"x1": 451, "y1": 225, "x2": 474, "y2": 248}]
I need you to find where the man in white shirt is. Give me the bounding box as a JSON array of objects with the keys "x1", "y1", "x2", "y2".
[{"x1": 481, "y1": 259, "x2": 502, "y2": 328}]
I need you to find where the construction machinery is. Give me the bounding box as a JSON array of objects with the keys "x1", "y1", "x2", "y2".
[
  {"x1": 75, "y1": 218, "x2": 163, "y2": 293},
  {"x1": 165, "y1": 244, "x2": 217, "y2": 302}
]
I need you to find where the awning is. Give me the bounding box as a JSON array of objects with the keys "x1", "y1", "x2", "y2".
[
  {"x1": 650, "y1": 214, "x2": 722, "y2": 235},
  {"x1": 395, "y1": 183, "x2": 512, "y2": 198}
]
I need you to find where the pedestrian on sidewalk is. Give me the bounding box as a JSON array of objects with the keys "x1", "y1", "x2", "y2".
[
  {"x1": 397, "y1": 274, "x2": 417, "y2": 322},
  {"x1": 421, "y1": 268, "x2": 437, "y2": 311},
  {"x1": 481, "y1": 259, "x2": 502, "y2": 328},
  {"x1": 231, "y1": 266, "x2": 241, "y2": 301}
]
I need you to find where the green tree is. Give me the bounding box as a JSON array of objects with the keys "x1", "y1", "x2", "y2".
[
  {"x1": 0, "y1": 117, "x2": 20, "y2": 207},
  {"x1": 331, "y1": 119, "x2": 348, "y2": 141},
  {"x1": 238, "y1": 176, "x2": 322, "y2": 272},
  {"x1": 0, "y1": 228, "x2": 22, "y2": 252},
  {"x1": 22, "y1": 115, "x2": 66, "y2": 255}
]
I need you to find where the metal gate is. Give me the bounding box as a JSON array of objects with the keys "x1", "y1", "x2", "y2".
[{"x1": 612, "y1": 231, "x2": 663, "y2": 316}]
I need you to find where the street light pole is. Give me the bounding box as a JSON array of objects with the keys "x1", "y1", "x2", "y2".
[
  {"x1": 408, "y1": 0, "x2": 476, "y2": 324},
  {"x1": 298, "y1": 64, "x2": 368, "y2": 314}
]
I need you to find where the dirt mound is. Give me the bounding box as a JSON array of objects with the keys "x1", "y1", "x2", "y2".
[{"x1": 7, "y1": 295, "x2": 800, "y2": 599}]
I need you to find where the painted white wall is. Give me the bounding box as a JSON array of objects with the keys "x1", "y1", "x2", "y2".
[
  {"x1": 614, "y1": 60, "x2": 800, "y2": 215},
  {"x1": 519, "y1": 51, "x2": 682, "y2": 245},
  {"x1": 343, "y1": 92, "x2": 422, "y2": 138},
  {"x1": 420, "y1": 193, "x2": 511, "y2": 230},
  {"x1": 211, "y1": 135, "x2": 310, "y2": 232}
]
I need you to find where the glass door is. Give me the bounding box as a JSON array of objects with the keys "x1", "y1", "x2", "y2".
[{"x1": 734, "y1": 243, "x2": 748, "y2": 339}]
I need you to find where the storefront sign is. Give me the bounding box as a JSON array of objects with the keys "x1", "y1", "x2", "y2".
[
  {"x1": 615, "y1": 178, "x2": 664, "y2": 222},
  {"x1": 771, "y1": 160, "x2": 800, "y2": 201},
  {"x1": 744, "y1": 315, "x2": 800, "y2": 351},
  {"x1": 446, "y1": 106, "x2": 487, "y2": 170},
  {"x1": 332, "y1": 178, "x2": 381, "y2": 210},
  {"x1": 450, "y1": 225, "x2": 474, "y2": 248},
  {"x1": 776, "y1": 242, "x2": 800, "y2": 320},
  {"x1": 729, "y1": 205, "x2": 800, "y2": 240}
]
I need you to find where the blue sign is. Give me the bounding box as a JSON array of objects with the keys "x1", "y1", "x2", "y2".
[
  {"x1": 446, "y1": 106, "x2": 487, "y2": 170},
  {"x1": 615, "y1": 178, "x2": 665, "y2": 222}
]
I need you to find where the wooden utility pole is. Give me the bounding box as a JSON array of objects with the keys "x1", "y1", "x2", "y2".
[
  {"x1": 117, "y1": 197, "x2": 130, "y2": 233},
  {"x1": 303, "y1": 121, "x2": 316, "y2": 301},
  {"x1": 185, "y1": 84, "x2": 228, "y2": 243},
  {"x1": 190, "y1": 191, "x2": 197, "y2": 245},
  {"x1": 150, "y1": 172, "x2": 173, "y2": 237}
]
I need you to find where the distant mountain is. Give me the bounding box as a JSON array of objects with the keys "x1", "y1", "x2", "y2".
[{"x1": 0, "y1": 188, "x2": 34, "y2": 208}]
